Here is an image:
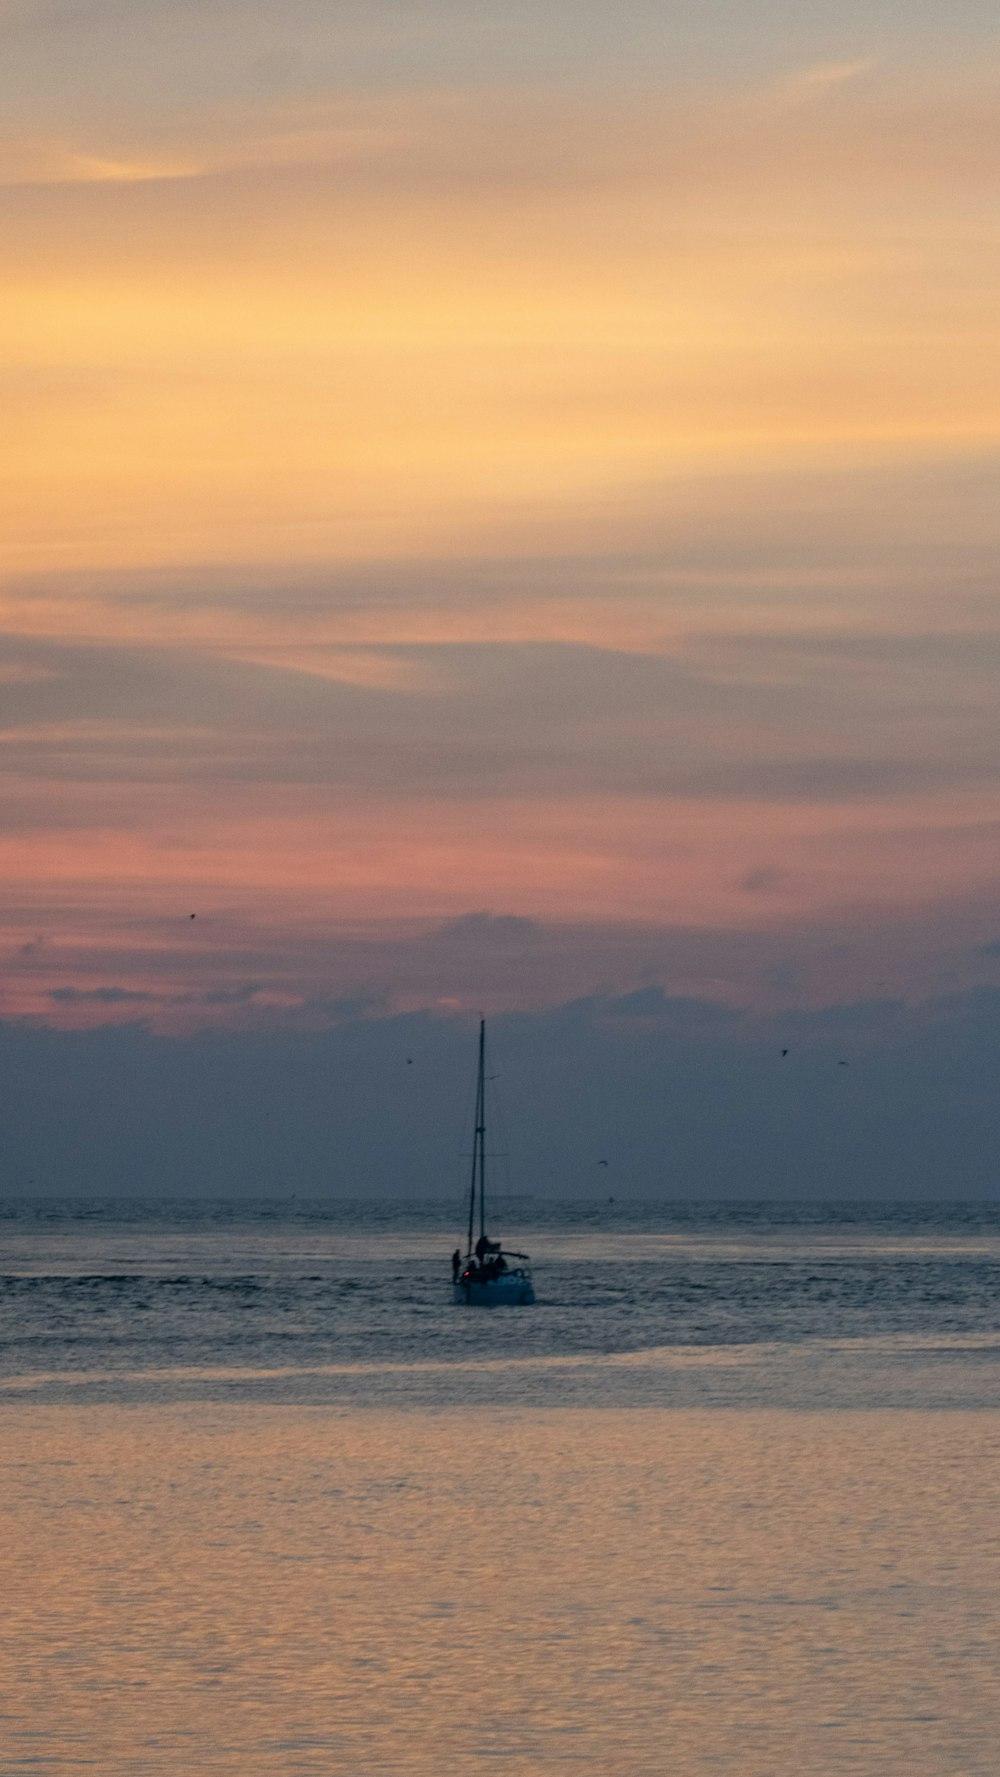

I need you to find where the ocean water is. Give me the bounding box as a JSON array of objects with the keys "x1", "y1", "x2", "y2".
[{"x1": 2, "y1": 1199, "x2": 999, "y2": 1773}]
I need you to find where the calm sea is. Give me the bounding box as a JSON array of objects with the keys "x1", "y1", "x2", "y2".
[{"x1": 2, "y1": 1199, "x2": 999, "y2": 1772}]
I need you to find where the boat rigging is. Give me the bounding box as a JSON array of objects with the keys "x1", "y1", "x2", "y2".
[{"x1": 451, "y1": 1019, "x2": 535, "y2": 1306}]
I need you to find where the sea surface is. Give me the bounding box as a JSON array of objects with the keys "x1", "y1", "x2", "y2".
[{"x1": 2, "y1": 1199, "x2": 999, "y2": 1773}]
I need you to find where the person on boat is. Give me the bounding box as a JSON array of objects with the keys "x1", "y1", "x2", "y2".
[
  {"x1": 451, "y1": 1248, "x2": 462, "y2": 1282},
  {"x1": 475, "y1": 1233, "x2": 501, "y2": 1261}
]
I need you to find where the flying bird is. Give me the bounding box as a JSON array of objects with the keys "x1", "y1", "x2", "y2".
[
  {"x1": 406, "y1": 1057, "x2": 414, "y2": 1065},
  {"x1": 838, "y1": 1059, "x2": 849, "y2": 1067},
  {"x1": 781, "y1": 1048, "x2": 789, "y2": 1057},
  {"x1": 598, "y1": 1159, "x2": 609, "y2": 1167}
]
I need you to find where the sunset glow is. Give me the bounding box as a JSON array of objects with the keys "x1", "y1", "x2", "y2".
[{"x1": 3, "y1": 2, "x2": 999, "y2": 1027}]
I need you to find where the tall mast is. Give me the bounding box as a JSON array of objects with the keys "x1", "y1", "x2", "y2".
[
  {"x1": 467, "y1": 1018, "x2": 485, "y2": 1254},
  {"x1": 477, "y1": 1018, "x2": 487, "y2": 1242}
]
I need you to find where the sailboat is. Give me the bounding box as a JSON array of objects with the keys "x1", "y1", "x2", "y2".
[{"x1": 451, "y1": 1019, "x2": 535, "y2": 1306}]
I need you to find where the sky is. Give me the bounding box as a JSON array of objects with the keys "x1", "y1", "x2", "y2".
[{"x1": 2, "y1": 1, "x2": 999, "y2": 1193}]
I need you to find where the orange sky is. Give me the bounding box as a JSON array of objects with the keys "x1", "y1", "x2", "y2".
[{"x1": 2, "y1": 12, "x2": 999, "y2": 1027}]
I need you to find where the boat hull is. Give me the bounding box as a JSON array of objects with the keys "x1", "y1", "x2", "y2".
[{"x1": 453, "y1": 1273, "x2": 535, "y2": 1307}]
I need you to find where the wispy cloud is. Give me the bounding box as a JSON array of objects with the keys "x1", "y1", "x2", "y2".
[
  {"x1": 774, "y1": 57, "x2": 876, "y2": 108},
  {"x1": 3, "y1": 72, "x2": 998, "y2": 195},
  {"x1": 0, "y1": 113, "x2": 396, "y2": 188}
]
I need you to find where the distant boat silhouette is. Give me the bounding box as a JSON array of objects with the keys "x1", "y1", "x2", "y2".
[{"x1": 451, "y1": 1020, "x2": 534, "y2": 1307}]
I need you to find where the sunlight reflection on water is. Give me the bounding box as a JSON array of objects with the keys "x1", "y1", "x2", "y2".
[
  {"x1": 3, "y1": 1406, "x2": 999, "y2": 1774},
  {"x1": 2, "y1": 1203, "x2": 1000, "y2": 1772}
]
